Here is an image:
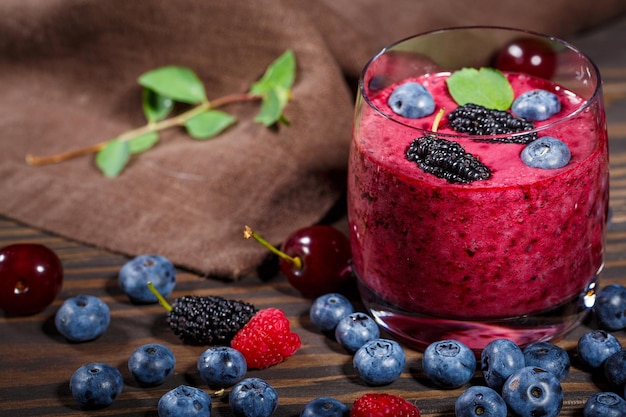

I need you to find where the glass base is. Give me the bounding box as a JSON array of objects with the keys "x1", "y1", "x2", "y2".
[{"x1": 359, "y1": 278, "x2": 597, "y2": 353}]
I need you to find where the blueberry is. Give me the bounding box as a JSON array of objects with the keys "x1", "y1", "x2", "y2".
[
  {"x1": 481, "y1": 338, "x2": 525, "y2": 391},
  {"x1": 300, "y1": 397, "x2": 348, "y2": 417},
  {"x1": 69, "y1": 362, "x2": 123, "y2": 408},
  {"x1": 119, "y1": 254, "x2": 176, "y2": 304},
  {"x1": 422, "y1": 339, "x2": 476, "y2": 389},
  {"x1": 197, "y1": 346, "x2": 247, "y2": 388},
  {"x1": 309, "y1": 293, "x2": 354, "y2": 332},
  {"x1": 158, "y1": 385, "x2": 212, "y2": 417},
  {"x1": 604, "y1": 349, "x2": 626, "y2": 388},
  {"x1": 593, "y1": 284, "x2": 626, "y2": 331},
  {"x1": 229, "y1": 377, "x2": 278, "y2": 417},
  {"x1": 523, "y1": 341, "x2": 570, "y2": 381},
  {"x1": 512, "y1": 89, "x2": 561, "y2": 121},
  {"x1": 577, "y1": 330, "x2": 622, "y2": 369},
  {"x1": 54, "y1": 294, "x2": 110, "y2": 342},
  {"x1": 128, "y1": 343, "x2": 176, "y2": 387},
  {"x1": 520, "y1": 136, "x2": 571, "y2": 169},
  {"x1": 502, "y1": 366, "x2": 563, "y2": 417},
  {"x1": 583, "y1": 392, "x2": 626, "y2": 417},
  {"x1": 455, "y1": 385, "x2": 507, "y2": 417},
  {"x1": 387, "y1": 81, "x2": 435, "y2": 118},
  {"x1": 353, "y1": 338, "x2": 406, "y2": 386},
  {"x1": 368, "y1": 74, "x2": 390, "y2": 92},
  {"x1": 334, "y1": 312, "x2": 380, "y2": 354}
]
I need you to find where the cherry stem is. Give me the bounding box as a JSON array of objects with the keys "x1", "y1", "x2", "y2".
[
  {"x1": 432, "y1": 108, "x2": 445, "y2": 133},
  {"x1": 147, "y1": 281, "x2": 173, "y2": 312},
  {"x1": 243, "y1": 225, "x2": 302, "y2": 269},
  {"x1": 24, "y1": 92, "x2": 261, "y2": 166}
]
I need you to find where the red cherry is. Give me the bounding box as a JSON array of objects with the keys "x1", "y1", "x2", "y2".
[
  {"x1": 244, "y1": 225, "x2": 352, "y2": 298},
  {"x1": 0, "y1": 243, "x2": 64, "y2": 315},
  {"x1": 279, "y1": 226, "x2": 352, "y2": 298},
  {"x1": 494, "y1": 37, "x2": 557, "y2": 80}
]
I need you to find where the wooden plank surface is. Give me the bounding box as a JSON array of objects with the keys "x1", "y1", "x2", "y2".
[{"x1": 2, "y1": 17, "x2": 626, "y2": 417}]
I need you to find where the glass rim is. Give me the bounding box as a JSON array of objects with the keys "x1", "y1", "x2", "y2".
[{"x1": 358, "y1": 25, "x2": 603, "y2": 140}]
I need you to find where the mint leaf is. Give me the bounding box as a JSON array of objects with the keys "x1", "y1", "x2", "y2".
[
  {"x1": 255, "y1": 87, "x2": 290, "y2": 126},
  {"x1": 95, "y1": 139, "x2": 130, "y2": 177},
  {"x1": 250, "y1": 50, "x2": 295, "y2": 126},
  {"x1": 250, "y1": 49, "x2": 296, "y2": 95},
  {"x1": 446, "y1": 67, "x2": 514, "y2": 111},
  {"x1": 184, "y1": 110, "x2": 236, "y2": 139},
  {"x1": 142, "y1": 88, "x2": 174, "y2": 123},
  {"x1": 138, "y1": 66, "x2": 207, "y2": 104},
  {"x1": 128, "y1": 132, "x2": 159, "y2": 154}
]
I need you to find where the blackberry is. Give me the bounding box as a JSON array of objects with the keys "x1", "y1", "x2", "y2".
[
  {"x1": 168, "y1": 295, "x2": 257, "y2": 345},
  {"x1": 405, "y1": 136, "x2": 491, "y2": 183},
  {"x1": 447, "y1": 103, "x2": 537, "y2": 144}
]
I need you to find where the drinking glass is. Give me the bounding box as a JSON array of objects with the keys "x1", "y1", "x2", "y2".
[{"x1": 347, "y1": 27, "x2": 609, "y2": 351}]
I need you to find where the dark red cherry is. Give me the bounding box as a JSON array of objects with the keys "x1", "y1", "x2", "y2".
[
  {"x1": 244, "y1": 225, "x2": 352, "y2": 298},
  {"x1": 494, "y1": 37, "x2": 557, "y2": 80},
  {"x1": 279, "y1": 226, "x2": 352, "y2": 298},
  {"x1": 0, "y1": 243, "x2": 64, "y2": 315}
]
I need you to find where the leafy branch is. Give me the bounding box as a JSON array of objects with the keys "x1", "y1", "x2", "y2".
[{"x1": 25, "y1": 49, "x2": 296, "y2": 177}]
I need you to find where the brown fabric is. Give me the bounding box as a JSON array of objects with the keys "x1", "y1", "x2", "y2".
[
  {"x1": 1, "y1": 0, "x2": 624, "y2": 279},
  {"x1": 311, "y1": 0, "x2": 626, "y2": 77}
]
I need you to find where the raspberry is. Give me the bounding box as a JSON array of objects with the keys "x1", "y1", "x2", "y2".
[
  {"x1": 447, "y1": 103, "x2": 537, "y2": 144},
  {"x1": 405, "y1": 136, "x2": 491, "y2": 183},
  {"x1": 231, "y1": 308, "x2": 301, "y2": 369},
  {"x1": 168, "y1": 295, "x2": 257, "y2": 345},
  {"x1": 350, "y1": 393, "x2": 421, "y2": 417}
]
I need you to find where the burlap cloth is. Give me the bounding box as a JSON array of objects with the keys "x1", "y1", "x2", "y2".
[{"x1": 1, "y1": 0, "x2": 624, "y2": 279}]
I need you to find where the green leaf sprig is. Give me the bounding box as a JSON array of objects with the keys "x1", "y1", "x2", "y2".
[
  {"x1": 26, "y1": 50, "x2": 296, "y2": 177},
  {"x1": 446, "y1": 67, "x2": 513, "y2": 111}
]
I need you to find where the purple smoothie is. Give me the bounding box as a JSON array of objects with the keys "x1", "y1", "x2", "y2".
[{"x1": 348, "y1": 71, "x2": 608, "y2": 344}]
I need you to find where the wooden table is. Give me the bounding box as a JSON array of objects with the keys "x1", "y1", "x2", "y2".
[{"x1": 2, "y1": 17, "x2": 626, "y2": 417}]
